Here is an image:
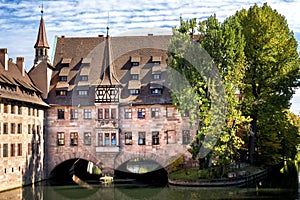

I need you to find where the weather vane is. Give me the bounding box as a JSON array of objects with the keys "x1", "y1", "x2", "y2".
[
  {"x1": 40, "y1": 0, "x2": 44, "y2": 15},
  {"x1": 106, "y1": 12, "x2": 110, "y2": 36}
]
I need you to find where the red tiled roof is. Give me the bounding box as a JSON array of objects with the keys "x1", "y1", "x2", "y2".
[{"x1": 34, "y1": 17, "x2": 49, "y2": 48}]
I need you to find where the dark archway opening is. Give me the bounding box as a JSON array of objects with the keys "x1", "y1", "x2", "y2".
[
  {"x1": 115, "y1": 159, "x2": 168, "y2": 186},
  {"x1": 49, "y1": 159, "x2": 101, "y2": 185}
]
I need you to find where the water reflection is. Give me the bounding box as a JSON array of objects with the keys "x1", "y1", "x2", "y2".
[{"x1": 0, "y1": 161, "x2": 299, "y2": 200}]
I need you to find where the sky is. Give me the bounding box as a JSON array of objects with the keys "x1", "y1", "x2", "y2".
[{"x1": 0, "y1": 0, "x2": 299, "y2": 114}]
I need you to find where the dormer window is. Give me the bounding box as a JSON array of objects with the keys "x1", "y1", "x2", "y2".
[
  {"x1": 59, "y1": 76, "x2": 67, "y2": 82},
  {"x1": 80, "y1": 75, "x2": 88, "y2": 81},
  {"x1": 56, "y1": 90, "x2": 67, "y2": 96},
  {"x1": 153, "y1": 74, "x2": 161, "y2": 80},
  {"x1": 152, "y1": 56, "x2": 161, "y2": 65},
  {"x1": 130, "y1": 89, "x2": 140, "y2": 95},
  {"x1": 151, "y1": 88, "x2": 162, "y2": 95},
  {"x1": 131, "y1": 74, "x2": 139, "y2": 80},
  {"x1": 78, "y1": 90, "x2": 88, "y2": 96},
  {"x1": 131, "y1": 56, "x2": 140, "y2": 66}
]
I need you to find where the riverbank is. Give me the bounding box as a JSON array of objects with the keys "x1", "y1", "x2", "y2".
[{"x1": 168, "y1": 162, "x2": 284, "y2": 187}]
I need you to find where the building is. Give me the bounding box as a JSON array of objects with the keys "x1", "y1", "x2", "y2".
[
  {"x1": 0, "y1": 13, "x2": 197, "y2": 191},
  {"x1": 0, "y1": 48, "x2": 48, "y2": 191},
  {"x1": 42, "y1": 31, "x2": 197, "y2": 175}
]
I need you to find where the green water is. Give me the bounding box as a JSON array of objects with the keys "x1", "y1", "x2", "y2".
[{"x1": 1, "y1": 162, "x2": 299, "y2": 200}]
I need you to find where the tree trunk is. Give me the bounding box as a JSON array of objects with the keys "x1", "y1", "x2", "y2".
[{"x1": 249, "y1": 117, "x2": 257, "y2": 164}]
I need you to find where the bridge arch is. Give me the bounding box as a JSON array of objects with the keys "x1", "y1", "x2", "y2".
[
  {"x1": 114, "y1": 151, "x2": 183, "y2": 173},
  {"x1": 47, "y1": 151, "x2": 105, "y2": 177}
]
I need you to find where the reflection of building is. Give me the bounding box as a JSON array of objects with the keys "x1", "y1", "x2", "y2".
[{"x1": 0, "y1": 47, "x2": 48, "y2": 191}]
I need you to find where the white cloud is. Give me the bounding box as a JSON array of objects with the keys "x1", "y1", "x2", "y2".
[{"x1": 0, "y1": 0, "x2": 299, "y2": 112}]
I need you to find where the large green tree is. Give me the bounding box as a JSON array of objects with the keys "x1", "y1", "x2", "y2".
[
  {"x1": 167, "y1": 15, "x2": 250, "y2": 171},
  {"x1": 236, "y1": 3, "x2": 300, "y2": 164}
]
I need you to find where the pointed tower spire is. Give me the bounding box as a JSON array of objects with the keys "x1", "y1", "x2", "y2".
[
  {"x1": 34, "y1": 5, "x2": 50, "y2": 65},
  {"x1": 100, "y1": 36, "x2": 120, "y2": 86}
]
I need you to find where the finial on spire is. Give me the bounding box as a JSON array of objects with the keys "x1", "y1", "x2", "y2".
[
  {"x1": 40, "y1": 0, "x2": 44, "y2": 16},
  {"x1": 106, "y1": 12, "x2": 110, "y2": 37}
]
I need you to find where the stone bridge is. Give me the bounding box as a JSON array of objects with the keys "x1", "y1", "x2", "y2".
[{"x1": 47, "y1": 144, "x2": 189, "y2": 176}]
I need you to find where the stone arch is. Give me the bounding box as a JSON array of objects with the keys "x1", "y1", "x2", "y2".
[
  {"x1": 47, "y1": 151, "x2": 104, "y2": 176},
  {"x1": 114, "y1": 151, "x2": 181, "y2": 171}
]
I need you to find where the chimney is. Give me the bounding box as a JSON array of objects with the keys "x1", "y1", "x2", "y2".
[
  {"x1": 0, "y1": 48, "x2": 8, "y2": 71},
  {"x1": 17, "y1": 57, "x2": 25, "y2": 76}
]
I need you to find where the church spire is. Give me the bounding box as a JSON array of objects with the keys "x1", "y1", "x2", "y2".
[
  {"x1": 100, "y1": 36, "x2": 120, "y2": 86},
  {"x1": 34, "y1": 6, "x2": 50, "y2": 65}
]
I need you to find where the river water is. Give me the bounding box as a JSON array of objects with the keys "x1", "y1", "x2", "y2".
[{"x1": 1, "y1": 163, "x2": 299, "y2": 200}]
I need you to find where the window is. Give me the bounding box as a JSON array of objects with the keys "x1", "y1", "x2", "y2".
[
  {"x1": 57, "y1": 109, "x2": 65, "y2": 119},
  {"x1": 166, "y1": 107, "x2": 172, "y2": 118},
  {"x1": 138, "y1": 132, "x2": 146, "y2": 145},
  {"x1": 111, "y1": 133, "x2": 116, "y2": 146},
  {"x1": 56, "y1": 90, "x2": 67, "y2": 96},
  {"x1": 111, "y1": 108, "x2": 116, "y2": 119},
  {"x1": 182, "y1": 130, "x2": 190, "y2": 144},
  {"x1": 17, "y1": 143, "x2": 22, "y2": 156},
  {"x1": 80, "y1": 75, "x2": 88, "y2": 81},
  {"x1": 3, "y1": 123, "x2": 8, "y2": 134},
  {"x1": 4, "y1": 104, "x2": 8, "y2": 113},
  {"x1": 84, "y1": 132, "x2": 91, "y2": 145},
  {"x1": 152, "y1": 132, "x2": 159, "y2": 145},
  {"x1": 59, "y1": 76, "x2": 67, "y2": 82},
  {"x1": 151, "y1": 108, "x2": 159, "y2": 118},
  {"x1": 70, "y1": 132, "x2": 78, "y2": 146},
  {"x1": 130, "y1": 89, "x2": 140, "y2": 95},
  {"x1": 28, "y1": 107, "x2": 32, "y2": 116},
  {"x1": 18, "y1": 106, "x2": 22, "y2": 115},
  {"x1": 17, "y1": 123, "x2": 22, "y2": 134},
  {"x1": 11, "y1": 105, "x2": 15, "y2": 114},
  {"x1": 28, "y1": 143, "x2": 31, "y2": 155},
  {"x1": 36, "y1": 109, "x2": 39, "y2": 117},
  {"x1": 78, "y1": 90, "x2": 88, "y2": 96},
  {"x1": 110, "y1": 89, "x2": 117, "y2": 95},
  {"x1": 70, "y1": 109, "x2": 78, "y2": 120},
  {"x1": 3, "y1": 144, "x2": 8, "y2": 157},
  {"x1": 137, "y1": 108, "x2": 145, "y2": 119},
  {"x1": 84, "y1": 109, "x2": 92, "y2": 119},
  {"x1": 98, "y1": 108, "x2": 103, "y2": 119},
  {"x1": 153, "y1": 74, "x2": 161, "y2": 80},
  {"x1": 104, "y1": 108, "x2": 109, "y2": 119},
  {"x1": 125, "y1": 132, "x2": 132, "y2": 145},
  {"x1": 151, "y1": 88, "x2": 162, "y2": 95},
  {"x1": 11, "y1": 123, "x2": 15, "y2": 134},
  {"x1": 98, "y1": 133, "x2": 103, "y2": 146},
  {"x1": 105, "y1": 133, "x2": 110, "y2": 146},
  {"x1": 125, "y1": 108, "x2": 132, "y2": 119},
  {"x1": 57, "y1": 132, "x2": 65, "y2": 146},
  {"x1": 131, "y1": 74, "x2": 139, "y2": 80},
  {"x1": 132, "y1": 62, "x2": 139, "y2": 66},
  {"x1": 11, "y1": 144, "x2": 15, "y2": 157},
  {"x1": 153, "y1": 61, "x2": 160, "y2": 65},
  {"x1": 28, "y1": 124, "x2": 31, "y2": 134}
]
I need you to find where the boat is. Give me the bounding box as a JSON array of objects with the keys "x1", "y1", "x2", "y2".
[{"x1": 100, "y1": 175, "x2": 114, "y2": 184}]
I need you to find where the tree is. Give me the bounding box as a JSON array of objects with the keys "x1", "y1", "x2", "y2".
[
  {"x1": 167, "y1": 15, "x2": 251, "y2": 172},
  {"x1": 236, "y1": 3, "x2": 300, "y2": 164}
]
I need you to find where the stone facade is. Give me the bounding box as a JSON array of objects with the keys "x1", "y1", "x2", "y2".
[
  {"x1": 44, "y1": 35, "x2": 198, "y2": 176},
  {"x1": 0, "y1": 48, "x2": 47, "y2": 191}
]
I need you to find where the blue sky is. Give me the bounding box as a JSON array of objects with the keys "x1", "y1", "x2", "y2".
[{"x1": 0, "y1": 0, "x2": 299, "y2": 113}]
